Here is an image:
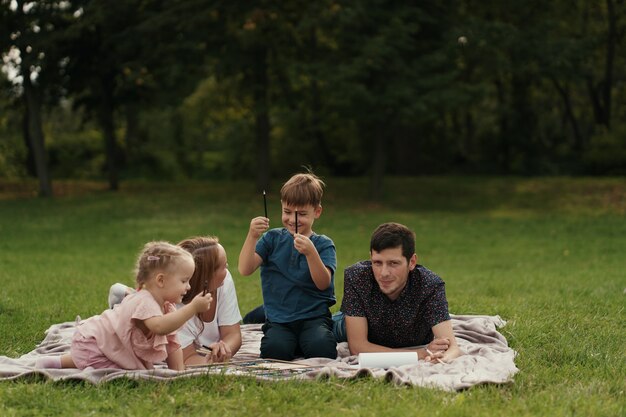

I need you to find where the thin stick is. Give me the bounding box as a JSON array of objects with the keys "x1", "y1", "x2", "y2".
[
  {"x1": 197, "y1": 345, "x2": 213, "y2": 355},
  {"x1": 295, "y1": 211, "x2": 298, "y2": 234},
  {"x1": 263, "y1": 190, "x2": 268, "y2": 218},
  {"x1": 203, "y1": 280, "x2": 208, "y2": 296}
]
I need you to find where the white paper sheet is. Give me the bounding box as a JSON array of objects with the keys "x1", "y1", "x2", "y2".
[{"x1": 358, "y1": 352, "x2": 419, "y2": 368}]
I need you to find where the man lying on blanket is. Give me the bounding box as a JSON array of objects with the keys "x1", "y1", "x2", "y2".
[{"x1": 336, "y1": 222, "x2": 463, "y2": 363}]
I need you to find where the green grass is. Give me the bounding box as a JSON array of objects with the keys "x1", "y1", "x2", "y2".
[{"x1": 0, "y1": 176, "x2": 624, "y2": 417}]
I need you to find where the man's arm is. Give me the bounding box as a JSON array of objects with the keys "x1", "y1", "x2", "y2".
[
  {"x1": 345, "y1": 315, "x2": 451, "y2": 360},
  {"x1": 345, "y1": 316, "x2": 393, "y2": 355},
  {"x1": 430, "y1": 320, "x2": 463, "y2": 362}
]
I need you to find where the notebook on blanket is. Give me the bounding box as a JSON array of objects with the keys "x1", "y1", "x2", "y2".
[{"x1": 0, "y1": 314, "x2": 518, "y2": 391}]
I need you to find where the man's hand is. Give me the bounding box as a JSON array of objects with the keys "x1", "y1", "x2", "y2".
[
  {"x1": 428, "y1": 337, "x2": 450, "y2": 353},
  {"x1": 424, "y1": 337, "x2": 463, "y2": 363}
]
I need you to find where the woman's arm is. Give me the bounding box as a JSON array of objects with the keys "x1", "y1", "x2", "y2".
[
  {"x1": 204, "y1": 324, "x2": 243, "y2": 363},
  {"x1": 217, "y1": 323, "x2": 242, "y2": 357},
  {"x1": 181, "y1": 344, "x2": 207, "y2": 366},
  {"x1": 182, "y1": 323, "x2": 242, "y2": 365}
]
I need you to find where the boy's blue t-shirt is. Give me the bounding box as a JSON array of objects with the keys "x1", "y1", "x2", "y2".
[{"x1": 255, "y1": 228, "x2": 336, "y2": 323}]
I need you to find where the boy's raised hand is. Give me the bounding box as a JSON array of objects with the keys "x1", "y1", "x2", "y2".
[
  {"x1": 249, "y1": 216, "x2": 270, "y2": 239},
  {"x1": 190, "y1": 292, "x2": 213, "y2": 313}
]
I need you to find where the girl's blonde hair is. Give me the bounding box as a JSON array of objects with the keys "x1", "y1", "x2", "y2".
[
  {"x1": 135, "y1": 241, "x2": 193, "y2": 287},
  {"x1": 178, "y1": 236, "x2": 221, "y2": 305}
]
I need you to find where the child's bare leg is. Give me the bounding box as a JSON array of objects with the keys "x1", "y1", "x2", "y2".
[
  {"x1": 36, "y1": 353, "x2": 78, "y2": 369},
  {"x1": 60, "y1": 353, "x2": 77, "y2": 368}
]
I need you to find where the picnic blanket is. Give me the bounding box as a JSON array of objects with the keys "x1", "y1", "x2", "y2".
[{"x1": 0, "y1": 314, "x2": 518, "y2": 391}]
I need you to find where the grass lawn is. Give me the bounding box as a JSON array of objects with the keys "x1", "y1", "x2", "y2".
[{"x1": 0, "y1": 176, "x2": 624, "y2": 417}]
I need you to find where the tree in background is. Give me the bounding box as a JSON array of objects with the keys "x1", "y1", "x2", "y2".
[
  {"x1": 211, "y1": 2, "x2": 286, "y2": 192},
  {"x1": 326, "y1": 1, "x2": 458, "y2": 197},
  {"x1": 0, "y1": 0, "x2": 82, "y2": 196},
  {"x1": 455, "y1": 0, "x2": 625, "y2": 174},
  {"x1": 61, "y1": 0, "x2": 154, "y2": 190}
]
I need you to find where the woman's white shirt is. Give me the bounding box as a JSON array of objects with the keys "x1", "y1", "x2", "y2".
[{"x1": 176, "y1": 270, "x2": 242, "y2": 349}]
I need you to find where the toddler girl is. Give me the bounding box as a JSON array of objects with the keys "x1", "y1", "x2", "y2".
[
  {"x1": 109, "y1": 236, "x2": 243, "y2": 365},
  {"x1": 36, "y1": 241, "x2": 212, "y2": 371}
]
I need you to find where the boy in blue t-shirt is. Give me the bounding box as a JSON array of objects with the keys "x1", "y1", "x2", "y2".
[{"x1": 238, "y1": 172, "x2": 337, "y2": 360}]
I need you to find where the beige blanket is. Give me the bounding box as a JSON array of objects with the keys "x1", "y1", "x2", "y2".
[{"x1": 0, "y1": 314, "x2": 518, "y2": 391}]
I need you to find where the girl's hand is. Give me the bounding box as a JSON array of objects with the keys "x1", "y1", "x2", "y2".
[
  {"x1": 249, "y1": 216, "x2": 269, "y2": 239},
  {"x1": 190, "y1": 292, "x2": 212, "y2": 313},
  {"x1": 164, "y1": 301, "x2": 177, "y2": 314}
]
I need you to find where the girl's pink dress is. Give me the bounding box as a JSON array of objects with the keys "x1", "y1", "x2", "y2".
[{"x1": 74, "y1": 290, "x2": 180, "y2": 369}]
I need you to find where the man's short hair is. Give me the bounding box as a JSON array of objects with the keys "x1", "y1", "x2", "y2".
[
  {"x1": 280, "y1": 172, "x2": 325, "y2": 207},
  {"x1": 370, "y1": 222, "x2": 416, "y2": 262}
]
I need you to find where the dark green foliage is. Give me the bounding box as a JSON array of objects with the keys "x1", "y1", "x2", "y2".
[{"x1": 1, "y1": 0, "x2": 625, "y2": 185}]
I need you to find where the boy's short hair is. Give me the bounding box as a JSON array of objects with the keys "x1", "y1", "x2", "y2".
[
  {"x1": 370, "y1": 222, "x2": 416, "y2": 262},
  {"x1": 280, "y1": 172, "x2": 325, "y2": 207}
]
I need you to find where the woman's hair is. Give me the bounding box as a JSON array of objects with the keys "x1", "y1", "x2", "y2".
[
  {"x1": 178, "y1": 236, "x2": 222, "y2": 305},
  {"x1": 135, "y1": 241, "x2": 193, "y2": 287},
  {"x1": 280, "y1": 171, "x2": 325, "y2": 207}
]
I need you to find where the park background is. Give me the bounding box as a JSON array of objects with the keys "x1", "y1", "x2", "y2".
[{"x1": 1, "y1": 2, "x2": 625, "y2": 417}]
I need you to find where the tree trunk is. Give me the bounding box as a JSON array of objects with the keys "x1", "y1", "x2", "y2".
[
  {"x1": 550, "y1": 77, "x2": 584, "y2": 151},
  {"x1": 585, "y1": 76, "x2": 604, "y2": 126},
  {"x1": 21, "y1": 109, "x2": 37, "y2": 178},
  {"x1": 253, "y1": 45, "x2": 271, "y2": 193},
  {"x1": 23, "y1": 76, "x2": 53, "y2": 197},
  {"x1": 511, "y1": 75, "x2": 536, "y2": 174},
  {"x1": 308, "y1": 28, "x2": 333, "y2": 170},
  {"x1": 601, "y1": 0, "x2": 616, "y2": 128},
  {"x1": 369, "y1": 126, "x2": 386, "y2": 200},
  {"x1": 369, "y1": 108, "x2": 399, "y2": 199},
  {"x1": 494, "y1": 78, "x2": 511, "y2": 174},
  {"x1": 171, "y1": 109, "x2": 187, "y2": 177},
  {"x1": 99, "y1": 76, "x2": 119, "y2": 191},
  {"x1": 585, "y1": 0, "x2": 616, "y2": 129},
  {"x1": 125, "y1": 103, "x2": 139, "y2": 160}
]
